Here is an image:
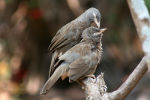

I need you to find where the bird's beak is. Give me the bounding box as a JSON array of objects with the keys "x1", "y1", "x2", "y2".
[
  {"x1": 94, "y1": 28, "x2": 107, "y2": 36},
  {"x1": 99, "y1": 28, "x2": 107, "y2": 33},
  {"x1": 94, "y1": 18, "x2": 100, "y2": 28}
]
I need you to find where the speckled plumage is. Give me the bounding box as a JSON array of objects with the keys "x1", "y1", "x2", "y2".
[
  {"x1": 49, "y1": 8, "x2": 101, "y2": 77},
  {"x1": 40, "y1": 26, "x2": 105, "y2": 95}
]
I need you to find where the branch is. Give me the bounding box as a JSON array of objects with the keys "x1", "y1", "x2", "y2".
[
  {"x1": 83, "y1": 56, "x2": 147, "y2": 100},
  {"x1": 127, "y1": 0, "x2": 150, "y2": 67},
  {"x1": 108, "y1": 56, "x2": 147, "y2": 100},
  {"x1": 83, "y1": 73, "x2": 107, "y2": 100}
]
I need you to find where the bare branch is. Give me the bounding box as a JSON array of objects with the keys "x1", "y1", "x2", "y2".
[
  {"x1": 109, "y1": 56, "x2": 147, "y2": 100},
  {"x1": 83, "y1": 73, "x2": 107, "y2": 100},
  {"x1": 127, "y1": 0, "x2": 150, "y2": 67}
]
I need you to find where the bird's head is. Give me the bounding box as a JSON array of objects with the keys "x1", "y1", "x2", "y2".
[
  {"x1": 82, "y1": 27, "x2": 106, "y2": 42},
  {"x1": 85, "y1": 8, "x2": 101, "y2": 28}
]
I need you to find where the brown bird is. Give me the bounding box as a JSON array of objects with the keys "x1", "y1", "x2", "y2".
[
  {"x1": 48, "y1": 8, "x2": 101, "y2": 78},
  {"x1": 40, "y1": 26, "x2": 106, "y2": 95}
]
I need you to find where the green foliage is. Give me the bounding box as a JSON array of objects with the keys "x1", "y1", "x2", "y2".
[{"x1": 145, "y1": 0, "x2": 150, "y2": 12}]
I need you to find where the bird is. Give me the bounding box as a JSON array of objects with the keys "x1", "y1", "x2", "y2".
[
  {"x1": 48, "y1": 7, "x2": 101, "y2": 78},
  {"x1": 40, "y1": 26, "x2": 107, "y2": 95}
]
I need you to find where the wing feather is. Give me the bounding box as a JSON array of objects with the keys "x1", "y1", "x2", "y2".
[
  {"x1": 68, "y1": 55, "x2": 97, "y2": 81},
  {"x1": 59, "y1": 43, "x2": 91, "y2": 61},
  {"x1": 48, "y1": 21, "x2": 78, "y2": 52}
]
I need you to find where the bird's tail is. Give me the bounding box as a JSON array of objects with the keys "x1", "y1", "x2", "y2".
[
  {"x1": 49, "y1": 52, "x2": 58, "y2": 77},
  {"x1": 40, "y1": 63, "x2": 68, "y2": 95}
]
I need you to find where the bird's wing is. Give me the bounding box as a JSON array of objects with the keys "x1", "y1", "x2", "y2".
[
  {"x1": 48, "y1": 31, "x2": 69, "y2": 52},
  {"x1": 48, "y1": 21, "x2": 81, "y2": 52},
  {"x1": 68, "y1": 55, "x2": 98, "y2": 81},
  {"x1": 49, "y1": 51, "x2": 59, "y2": 77},
  {"x1": 48, "y1": 22, "x2": 76, "y2": 77},
  {"x1": 59, "y1": 43, "x2": 92, "y2": 62},
  {"x1": 49, "y1": 43, "x2": 91, "y2": 79},
  {"x1": 49, "y1": 42, "x2": 91, "y2": 78}
]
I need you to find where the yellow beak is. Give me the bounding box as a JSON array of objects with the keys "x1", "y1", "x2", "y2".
[
  {"x1": 94, "y1": 18, "x2": 100, "y2": 28},
  {"x1": 95, "y1": 21, "x2": 100, "y2": 28},
  {"x1": 99, "y1": 28, "x2": 107, "y2": 33},
  {"x1": 93, "y1": 28, "x2": 107, "y2": 36}
]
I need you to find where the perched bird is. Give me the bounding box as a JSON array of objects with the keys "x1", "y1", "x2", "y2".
[
  {"x1": 40, "y1": 26, "x2": 106, "y2": 95},
  {"x1": 48, "y1": 7, "x2": 101, "y2": 77}
]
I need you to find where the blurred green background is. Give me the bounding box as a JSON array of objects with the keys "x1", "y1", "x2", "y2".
[{"x1": 0, "y1": 0, "x2": 150, "y2": 100}]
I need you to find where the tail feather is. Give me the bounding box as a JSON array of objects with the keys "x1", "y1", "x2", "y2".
[
  {"x1": 40, "y1": 63, "x2": 68, "y2": 95},
  {"x1": 49, "y1": 52, "x2": 58, "y2": 77}
]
